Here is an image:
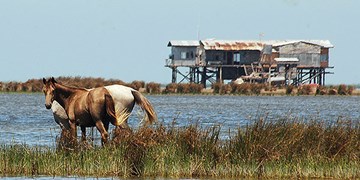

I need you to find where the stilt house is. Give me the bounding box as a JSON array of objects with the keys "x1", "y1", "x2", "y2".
[{"x1": 166, "y1": 39, "x2": 333, "y2": 87}]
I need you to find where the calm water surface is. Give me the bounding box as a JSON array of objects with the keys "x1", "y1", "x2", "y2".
[{"x1": 0, "y1": 93, "x2": 359, "y2": 146}]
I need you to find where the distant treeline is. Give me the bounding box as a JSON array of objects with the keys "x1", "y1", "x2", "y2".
[
  {"x1": 0, "y1": 76, "x2": 159, "y2": 93},
  {"x1": 0, "y1": 76, "x2": 357, "y2": 96},
  {"x1": 211, "y1": 83, "x2": 356, "y2": 96}
]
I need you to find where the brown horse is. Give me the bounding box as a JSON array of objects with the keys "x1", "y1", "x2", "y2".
[{"x1": 42, "y1": 77, "x2": 157, "y2": 144}]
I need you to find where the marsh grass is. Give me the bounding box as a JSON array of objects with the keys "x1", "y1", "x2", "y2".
[
  {"x1": 2, "y1": 77, "x2": 359, "y2": 97},
  {"x1": 0, "y1": 118, "x2": 359, "y2": 179}
]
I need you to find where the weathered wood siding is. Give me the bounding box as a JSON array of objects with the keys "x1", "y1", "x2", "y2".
[
  {"x1": 171, "y1": 46, "x2": 197, "y2": 60},
  {"x1": 239, "y1": 51, "x2": 261, "y2": 64},
  {"x1": 205, "y1": 50, "x2": 260, "y2": 65},
  {"x1": 169, "y1": 46, "x2": 197, "y2": 66},
  {"x1": 277, "y1": 42, "x2": 322, "y2": 67},
  {"x1": 320, "y1": 48, "x2": 329, "y2": 67},
  {"x1": 205, "y1": 50, "x2": 226, "y2": 64}
]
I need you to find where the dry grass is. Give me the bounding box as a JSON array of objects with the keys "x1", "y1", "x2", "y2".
[
  {"x1": 176, "y1": 83, "x2": 203, "y2": 94},
  {"x1": 163, "y1": 83, "x2": 178, "y2": 93},
  {"x1": 0, "y1": 117, "x2": 359, "y2": 179},
  {"x1": 145, "y1": 82, "x2": 161, "y2": 94}
]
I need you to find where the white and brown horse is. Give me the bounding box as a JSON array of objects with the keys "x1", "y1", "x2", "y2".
[{"x1": 42, "y1": 77, "x2": 157, "y2": 144}]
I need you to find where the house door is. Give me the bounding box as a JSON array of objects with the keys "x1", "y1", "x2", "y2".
[{"x1": 226, "y1": 52, "x2": 233, "y2": 65}]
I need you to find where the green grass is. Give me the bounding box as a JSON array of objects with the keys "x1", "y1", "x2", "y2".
[{"x1": 0, "y1": 118, "x2": 359, "y2": 179}]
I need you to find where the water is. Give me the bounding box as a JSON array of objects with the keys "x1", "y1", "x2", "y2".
[{"x1": 0, "y1": 93, "x2": 359, "y2": 146}]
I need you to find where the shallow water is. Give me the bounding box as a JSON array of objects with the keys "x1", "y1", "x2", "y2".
[{"x1": 0, "y1": 93, "x2": 359, "y2": 146}]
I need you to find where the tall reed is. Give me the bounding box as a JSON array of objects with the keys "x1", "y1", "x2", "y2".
[{"x1": 0, "y1": 118, "x2": 359, "y2": 179}]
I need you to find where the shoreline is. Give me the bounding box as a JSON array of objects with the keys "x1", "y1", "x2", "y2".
[
  {"x1": 0, "y1": 77, "x2": 358, "y2": 96},
  {"x1": 2, "y1": 88, "x2": 360, "y2": 96}
]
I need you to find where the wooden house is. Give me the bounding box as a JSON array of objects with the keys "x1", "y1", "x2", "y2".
[
  {"x1": 272, "y1": 40, "x2": 332, "y2": 68},
  {"x1": 166, "y1": 39, "x2": 333, "y2": 87},
  {"x1": 272, "y1": 40, "x2": 334, "y2": 85},
  {"x1": 166, "y1": 41, "x2": 201, "y2": 67}
]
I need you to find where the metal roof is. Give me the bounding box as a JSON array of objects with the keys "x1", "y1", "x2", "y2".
[
  {"x1": 271, "y1": 40, "x2": 334, "y2": 48},
  {"x1": 167, "y1": 40, "x2": 200, "y2": 47},
  {"x1": 200, "y1": 40, "x2": 265, "y2": 51},
  {"x1": 168, "y1": 40, "x2": 334, "y2": 49}
]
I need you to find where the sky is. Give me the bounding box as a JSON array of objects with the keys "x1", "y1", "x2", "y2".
[{"x1": 0, "y1": 0, "x2": 359, "y2": 85}]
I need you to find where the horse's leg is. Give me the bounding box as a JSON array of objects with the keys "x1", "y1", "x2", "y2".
[
  {"x1": 81, "y1": 126, "x2": 86, "y2": 142},
  {"x1": 88, "y1": 88, "x2": 113, "y2": 145},
  {"x1": 103, "y1": 121, "x2": 111, "y2": 141},
  {"x1": 103, "y1": 121, "x2": 110, "y2": 132},
  {"x1": 69, "y1": 121, "x2": 77, "y2": 145},
  {"x1": 94, "y1": 120, "x2": 108, "y2": 145}
]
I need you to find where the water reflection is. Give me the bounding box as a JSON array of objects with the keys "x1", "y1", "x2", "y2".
[{"x1": 0, "y1": 94, "x2": 359, "y2": 147}]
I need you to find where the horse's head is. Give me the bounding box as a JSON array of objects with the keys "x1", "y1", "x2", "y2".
[{"x1": 42, "y1": 77, "x2": 57, "y2": 109}]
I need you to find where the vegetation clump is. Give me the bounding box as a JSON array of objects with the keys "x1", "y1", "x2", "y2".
[
  {"x1": 163, "y1": 83, "x2": 178, "y2": 94},
  {"x1": 0, "y1": 118, "x2": 358, "y2": 179},
  {"x1": 176, "y1": 83, "x2": 202, "y2": 94},
  {"x1": 145, "y1": 82, "x2": 161, "y2": 94},
  {"x1": 336, "y1": 84, "x2": 355, "y2": 95},
  {"x1": 212, "y1": 82, "x2": 266, "y2": 95},
  {"x1": 0, "y1": 76, "x2": 358, "y2": 96}
]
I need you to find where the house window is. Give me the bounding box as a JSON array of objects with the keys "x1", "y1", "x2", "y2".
[
  {"x1": 181, "y1": 52, "x2": 187, "y2": 59},
  {"x1": 234, "y1": 53, "x2": 241, "y2": 63},
  {"x1": 320, "y1": 54, "x2": 328, "y2": 62}
]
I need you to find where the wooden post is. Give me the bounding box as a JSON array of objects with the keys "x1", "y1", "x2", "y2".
[
  {"x1": 172, "y1": 67, "x2": 177, "y2": 83},
  {"x1": 319, "y1": 69, "x2": 322, "y2": 86},
  {"x1": 219, "y1": 67, "x2": 223, "y2": 83},
  {"x1": 322, "y1": 69, "x2": 326, "y2": 86},
  {"x1": 201, "y1": 67, "x2": 207, "y2": 88},
  {"x1": 243, "y1": 65, "x2": 248, "y2": 76},
  {"x1": 195, "y1": 67, "x2": 200, "y2": 84},
  {"x1": 189, "y1": 67, "x2": 194, "y2": 83}
]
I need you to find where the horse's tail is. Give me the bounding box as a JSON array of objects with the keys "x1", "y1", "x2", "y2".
[
  {"x1": 131, "y1": 90, "x2": 157, "y2": 125},
  {"x1": 105, "y1": 92, "x2": 130, "y2": 126}
]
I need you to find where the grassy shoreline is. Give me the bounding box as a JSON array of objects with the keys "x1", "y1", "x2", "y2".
[
  {"x1": 1, "y1": 118, "x2": 359, "y2": 179},
  {"x1": 0, "y1": 76, "x2": 359, "y2": 96},
  {"x1": 2, "y1": 88, "x2": 360, "y2": 96}
]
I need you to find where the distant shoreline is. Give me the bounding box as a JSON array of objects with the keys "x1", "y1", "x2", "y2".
[
  {"x1": 0, "y1": 76, "x2": 358, "y2": 96},
  {"x1": 2, "y1": 88, "x2": 360, "y2": 96}
]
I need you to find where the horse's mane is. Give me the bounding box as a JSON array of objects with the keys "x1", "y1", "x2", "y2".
[{"x1": 56, "y1": 81, "x2": 89, "y2": 92}]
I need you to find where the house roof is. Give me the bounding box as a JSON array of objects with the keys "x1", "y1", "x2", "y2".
[
  {"x1": 200, "y1": 40, "x2": 265, "y2": 51},
  {"x1": 271, "y1": 40, "x2": 334, "y2": 48},
  {"x1": 167, "y1": 40, "x2": 200, "y2": 47},
  {"x1": 168, "y1": 40, "x2": 334, "y2": 49}
]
